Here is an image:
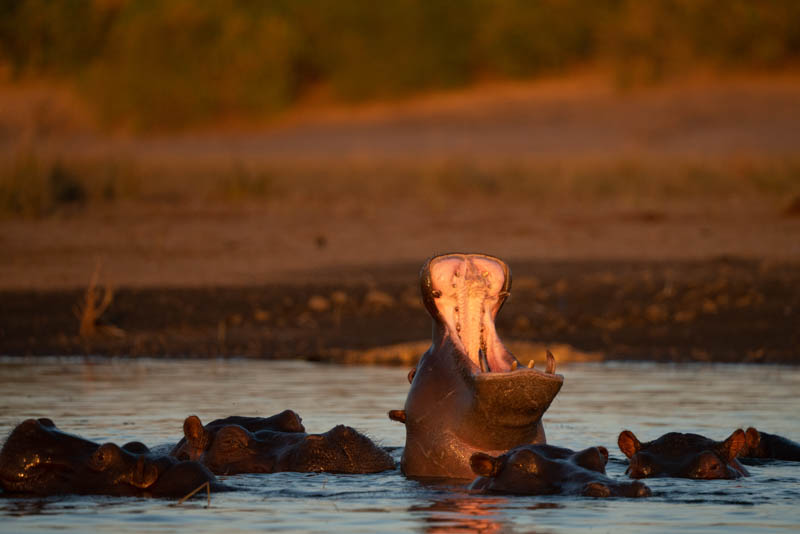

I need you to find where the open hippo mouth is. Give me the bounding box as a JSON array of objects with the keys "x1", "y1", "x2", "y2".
[{"x1": 420, "y1": 253, "x2": 564, "y2": 447}]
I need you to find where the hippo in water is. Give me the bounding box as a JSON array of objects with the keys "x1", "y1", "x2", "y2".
[
  {"x1": 0, "y1": 418, "x2": 223, "y2": 497},
  {"x1": 468, "y1": 443, "x2": 651, "y2": 498},
  {"x1": 617, "y1": 429, "x2": 749, "y2": 479},
  {"x1": 170, "y1": 410, "x2": 306, "y2": 461},
  {"x1": 741, "y1": 427, "x2": 800, "y2": 462},
  {"x1": 390, "y1": 253, "x2": 564, "y2": 479},
  {"x1": 172, "y1": 414, "x2": 394, "y2": 475}
]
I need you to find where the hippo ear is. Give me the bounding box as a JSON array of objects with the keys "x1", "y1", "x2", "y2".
[
  {"x1": 745, "y1": 427, "x2": 761, "y2": 452},
  {"x1": 184, "y1": 415, "x2": 205, "y2": 445},
  {"x1": 470, "y1": 452, "x2": 499, "y2": 477},
  {"x1": 618, "y1": 430, "x2": 641, "y2": 458},
  {"x1": 722, "y1": 429, "x2": 746, "y2": 460},
  {"x1": 388, "y1": 410, "x2": 406, "y2": 424}
]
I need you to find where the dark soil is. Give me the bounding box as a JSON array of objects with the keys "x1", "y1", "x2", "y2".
[{"x1": 2, "y1": 258, "x2": 797, "y2": 364}]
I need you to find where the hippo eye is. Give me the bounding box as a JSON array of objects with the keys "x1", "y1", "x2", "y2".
[
  {"x1": 517, "y1": 461, "x2": 538, "y2": 475},
  {"x1": 89, "y1": 444, "x2": 119, "y2": 471},
  {"x1": 222, "y1": 437, "x2": 246, "y2": 449}
]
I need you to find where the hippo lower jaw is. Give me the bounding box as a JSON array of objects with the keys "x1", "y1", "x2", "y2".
[{"x1": 463, "y1": 364, "x2": 563, "y2": 450}]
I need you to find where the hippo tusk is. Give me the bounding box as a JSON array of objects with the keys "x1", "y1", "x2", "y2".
[
  {"x1": 478, "y1": 348, "x2": 490, "y2": 373},
  {"x1": 407, "y1": 367, "x2": 416, "y2": 384},
  {"x1": 546, "y1": 351, "x2": 556, "y2": 374},
  {"x1": 527, "y1": 360, "x2": 535, "y2": 369},
  {"x1": 511, "y1": 361, "x2": 518, "y2": 371}
]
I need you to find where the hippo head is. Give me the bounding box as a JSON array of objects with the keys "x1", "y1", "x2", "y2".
[
  {"x1": 740, "y1": 427, "x2": 800, "y2": 461},
  {"x1": 400, "y1": 253, "x2": 564, "y2": 479},
  {"x1": 618, "y1": 429, "x2": 749, "y2": 479},
  {"x1": 469, "y1": 444, "x2": 651, "y2": 498},
  {"x1": 178, "y1": 416, "x2": 394, "y2": 475},
  {"x1": 170, "y1": 410, "x2": 305, "y2": 462},
  {"x1": 276, "y1": 424, "x2": 395, "y2": 474},
  {"x1": 0, "y1": 418, "x2": 218, "y2": 497}
]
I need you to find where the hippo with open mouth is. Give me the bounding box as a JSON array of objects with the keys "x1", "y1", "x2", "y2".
[{"x1": 391, "y1": 253, "x2": 564, "y2": 480}]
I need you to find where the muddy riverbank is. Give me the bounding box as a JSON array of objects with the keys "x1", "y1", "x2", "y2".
[{"x1": 2, "y1": 258, "x2": 796, "y2": 364}]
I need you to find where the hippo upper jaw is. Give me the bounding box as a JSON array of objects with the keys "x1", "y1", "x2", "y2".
[{"x1": 422, "y1": 253, "x2": 516, "y2": 374}]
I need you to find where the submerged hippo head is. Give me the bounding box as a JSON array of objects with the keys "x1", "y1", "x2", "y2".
[
  {"x1": 618, "y1": 429, "x2": 749, "y2": 479},
  {"x1": 398, "y1": 253, "x2": 564, "y2": 479},
  {"x1": 170, "y1": 410, "x2": 305, "y2": 462},
  {"x1": 0, "y1": 418, "x2": 221, "y2": 497},
  {"x1": 741, "y1": 427, "x2": 800, "y2": 462},
  {"x1": 468, "y1": 444, "x2": 651, "y2": 498},
  {"x1": 177, "y1": 416, "x2": 394, "y2": 475}
]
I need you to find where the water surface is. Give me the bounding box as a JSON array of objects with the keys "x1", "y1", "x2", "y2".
[{"x1": 1, "y1": 359, "x2": 798, "y2": 533}]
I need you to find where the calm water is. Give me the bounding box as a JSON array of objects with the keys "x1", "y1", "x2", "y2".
[{"x1": 0, "y1": 358, "x2": 798, "y2": 533}]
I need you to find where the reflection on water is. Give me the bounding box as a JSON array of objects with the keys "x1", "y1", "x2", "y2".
[
  {"x1": 410, "y1": 495, "x2": 508, "y2": 534},
  {"x1": 1, "y1": 358, "x2": 799, "y2": 533}
]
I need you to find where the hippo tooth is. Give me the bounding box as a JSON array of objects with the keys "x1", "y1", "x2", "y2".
[
  {"x1": 479, "y1": 348, "x2": 490, "y2": 373},
  {"x1": 546, "y1": 351, "x2": 556, "y2": 374},
  {"x1": 527, "y1": 360, "x2": 535, "y2": 369},
  {"x1": 511, "y1": 360, "x2": 518, "y2": 371}
]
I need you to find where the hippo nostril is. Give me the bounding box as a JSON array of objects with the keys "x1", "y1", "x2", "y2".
[
  {"x1": 583, "y1": 482, "x2": 611, "y2": 498},
  {"x1": 19, "y1": 419, "x2": 41, "y2": 432},
  {"x1": 285, "y1": 412, "x2": 304, "y2": 433},
  {"x1": 131, "y1": 457, "x2": 158, "y2": 489},
  {"x1": 634, "y1": 482, "x2": 652, "y2": 498}
]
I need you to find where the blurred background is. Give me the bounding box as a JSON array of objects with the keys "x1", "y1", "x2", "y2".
[{"x1": 1, "y1": 1, "x2": 799, "y2": 360}]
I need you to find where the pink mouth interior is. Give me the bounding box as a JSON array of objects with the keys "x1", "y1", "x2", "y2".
[{"x1": 428, "y1": 255, "x2": 514, "y2": 373}]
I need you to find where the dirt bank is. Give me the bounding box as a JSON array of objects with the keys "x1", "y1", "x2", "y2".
[{"x1": 2, "y1": 259, "x2": 796, "y2": 364}]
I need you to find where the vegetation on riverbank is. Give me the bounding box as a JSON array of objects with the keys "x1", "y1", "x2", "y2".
[
  {"x1": 2, "y1": 152, "x2": 799, "y2": 217},
  {"x1": 2, "y1": 1, "x2": 799, "y2": 130}
]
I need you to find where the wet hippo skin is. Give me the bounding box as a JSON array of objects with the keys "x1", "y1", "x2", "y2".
[
  {"x1": 742, "y1": 427, "x2": 800, "y2": 461},
  {"x1": 0, "y1": 418, "x2": 223, "y2": 497},
  {"x1": 393, "y1": 253, "x2": 564, "y2": 480},
  {"x1": 469, "y1": 444, "x2": 651, "y2": 498},
  {"x1": 170, "y1": 410, "x2": 305, "y2": 461},
  {"x1": 618, "y1": 429, "x2": 749, "y2": 479},
  {"x1": 173, "y1": 415, "x2": 394, "y2": 475}
]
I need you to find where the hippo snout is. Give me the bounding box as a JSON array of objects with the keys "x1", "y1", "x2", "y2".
[
  {"x1": 632, "y1": 481, "x2": 652, "y2": 498},
  {"x1": 131, "y1": 456, "x2": 159, "y2": 489},
  {"x1": 626, "y1": 455, "x2": 655, "y2": 478}
]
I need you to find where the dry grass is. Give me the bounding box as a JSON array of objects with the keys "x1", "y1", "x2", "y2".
[
  {"x1": 74, "y1": 264, "x2": 124, "y2": 340},
  {"x1": 3, "y1": 151, "x2": 800, "y2": 218},
  {"x1": 175, "y1": 481, "x2": 211, "y2": 507}
]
